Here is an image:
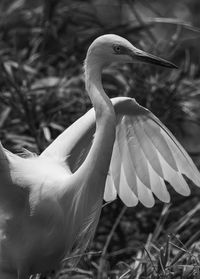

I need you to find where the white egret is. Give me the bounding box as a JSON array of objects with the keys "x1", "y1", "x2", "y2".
[{"x1": 0, "y1": 34, "x2": 200, "y2": 279}]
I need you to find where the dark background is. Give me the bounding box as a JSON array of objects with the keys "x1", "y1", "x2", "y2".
[{"x1": 0, "y1": 0, "x2": 200, "y2": 278}]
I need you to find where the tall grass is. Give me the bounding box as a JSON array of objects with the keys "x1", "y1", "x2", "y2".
[{"x1": 0, "y1": 0, "x2": 200, "y2": 278}]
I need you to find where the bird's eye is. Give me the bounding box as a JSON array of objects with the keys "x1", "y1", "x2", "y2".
[{"x1": 113, "y1": 45, "x2": 121, "y2": 54}]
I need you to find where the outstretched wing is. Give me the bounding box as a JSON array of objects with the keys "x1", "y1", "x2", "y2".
[
  {"x1": 104, "y1": 101, "x2": 200, "y2": 207},
  {"x1": 41, "y1": 97, "x2": 200, "y2": 207}
]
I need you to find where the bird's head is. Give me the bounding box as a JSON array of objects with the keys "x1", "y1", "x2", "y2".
[{"x1": 86, "y1": 34, "x2": 177, "y2": 69}]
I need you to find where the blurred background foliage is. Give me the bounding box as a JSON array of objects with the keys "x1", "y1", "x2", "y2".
[{"x1": 0, "y1": 0, "x2": 200, "y2": 278}]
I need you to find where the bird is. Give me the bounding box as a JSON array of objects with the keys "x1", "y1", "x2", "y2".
[{"x1": 0, "y1": 34, "x2": 200, "y2": 279}]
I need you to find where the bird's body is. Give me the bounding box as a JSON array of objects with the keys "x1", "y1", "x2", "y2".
[
  {"x1": 0, "y1": 35, "x2": 200, "y2": 278},
  {"x1": 0, "y1": 156, "x2": 66, "y2": 276}
]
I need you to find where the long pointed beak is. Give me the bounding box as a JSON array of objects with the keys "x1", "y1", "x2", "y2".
[{"x1": 133, "y1": 50, "x2": 178, "y2": 69}]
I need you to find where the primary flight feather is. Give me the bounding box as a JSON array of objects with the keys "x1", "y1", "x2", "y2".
[{"x1": 0, "y1": 34, "x2": 199, "y2": 279}]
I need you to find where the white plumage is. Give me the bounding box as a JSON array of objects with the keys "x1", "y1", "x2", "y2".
[{"x1": 0, "y1": 34, "x2": 199, "y2": 278}]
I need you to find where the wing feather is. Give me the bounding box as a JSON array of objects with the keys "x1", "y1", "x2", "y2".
[
  {"x1": 116, "y1": 120, "x2": 138, "y2": 195},
  {"x1": 110, "y1": 141, "x2": 121, "y2": 191},
  {"x1": 104, "y1": 173, "x2": 117, "y2": 202},
  {"x1": 142, "y1": 118, "x2": 178, "y2": 171},
  {"x1": 136, "y1": 175, "x2": 155, "y2": 208},
  {"x1": 119, "y1": 166, "x2": 138, "y2": 207},
  {"x1": 111, "y1": 99, "x2": 199, "y2": 206},
  {"x1": 43, "y1": 97, "x2": 200, "y2": 208},
  {"x1": 123, "y1": 117, "x2": 151, "y2": 189},
  {"x1": 156, "y1": 151, "x2": 190, "y2": 196},
  {"x1": 147, "y1": 161, "x2": 170, "y2": 203},
  {"x1": 134, "y1": 118, "x2": 164, "y2": 178},
  {"x1": 158, "y1": 121, "x2": 200, "y2": 186}
]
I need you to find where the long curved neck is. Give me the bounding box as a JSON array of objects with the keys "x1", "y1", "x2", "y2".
[
  {"x1": 85, "y1": 60, "x2": 115, "y2": 123},
  {"x1": 77, "y1": 58, "x2": 116, "y2": 181}
]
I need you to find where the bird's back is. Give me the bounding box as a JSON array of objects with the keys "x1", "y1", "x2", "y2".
[{"x1": 0, "y1": 153, "x2": 70, "y2": 276}]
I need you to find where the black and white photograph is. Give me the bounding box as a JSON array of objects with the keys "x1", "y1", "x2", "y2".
[{"x1": 0, "y1": 0, "x2": 200, "y2": 278}]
